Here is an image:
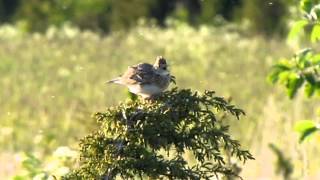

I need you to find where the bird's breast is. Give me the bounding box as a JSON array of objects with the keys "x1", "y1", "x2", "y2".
[{"x1": 128, "y1": 84, "x2": 163, "y2": 96}]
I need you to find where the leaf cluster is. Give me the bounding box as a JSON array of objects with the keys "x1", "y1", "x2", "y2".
[
  {"x1": 288, "y1": 0, "x2": 320, "y2": 42},
  {"x1": 269, "y1": 0, "x2": 320, "y2": 143},
  {"x1": 63, "y1": 88, "x2": 253, "y2": 179},
  {"x1": 268, "y1": 48, "x2": 320, "y2": 98},
  {"x1": 271, "y1": 1, "x2": 320, "y2": 99}
]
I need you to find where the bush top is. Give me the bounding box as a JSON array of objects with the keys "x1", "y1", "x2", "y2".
[{"x1": 64, "y1": 88, "x2": 253, "y2": 180}]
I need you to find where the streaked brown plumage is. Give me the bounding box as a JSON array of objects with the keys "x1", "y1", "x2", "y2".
[{"x1": 108, "y1": 56, "x2": 172, "y2": 98}]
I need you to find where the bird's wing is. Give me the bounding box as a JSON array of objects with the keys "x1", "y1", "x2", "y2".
[{"x1": 121, "y1": 63, "x2": 156, "y2": 85}]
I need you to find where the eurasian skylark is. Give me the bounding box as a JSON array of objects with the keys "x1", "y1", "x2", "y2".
[{"x1": 108, "y1": 56, "x2": 173, "y2": 98}]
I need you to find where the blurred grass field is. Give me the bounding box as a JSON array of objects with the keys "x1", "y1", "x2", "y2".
[{"x1": 1, "y1": 23, "x2": 320, "y2": 179}]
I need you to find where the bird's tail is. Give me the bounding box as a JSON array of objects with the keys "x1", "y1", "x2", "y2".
[{"x1": 106, "y1": 77, "x2": 121, "y2": 84}]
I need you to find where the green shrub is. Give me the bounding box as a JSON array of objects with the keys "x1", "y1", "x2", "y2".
[{"x1": 64, "y1": 88, "x2": 253, "y2": 179}]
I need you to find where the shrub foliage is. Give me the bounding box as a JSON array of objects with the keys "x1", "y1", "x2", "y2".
[
  {"x1": 269, "y1": 0, "x2": 320, "y2": 143},
  {"x1": 64, "y1": 88, "x2": 253, "y2": 179}
]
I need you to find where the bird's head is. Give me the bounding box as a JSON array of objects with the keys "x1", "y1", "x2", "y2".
[{"x1": 153, "y1": 56, "x2": 169, "y2": 75}]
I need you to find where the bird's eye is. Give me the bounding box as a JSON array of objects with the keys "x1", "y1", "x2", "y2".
[{"x1": 163, "y1": 67, "x2": 167, "y2": 70}]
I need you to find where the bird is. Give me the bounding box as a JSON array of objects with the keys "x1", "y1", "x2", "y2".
[{"x1": 107, "y1": 56, "x2": 174, "y2": 99}]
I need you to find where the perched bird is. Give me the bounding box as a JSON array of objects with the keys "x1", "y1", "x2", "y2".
[{"x1": 108, "y1": 56, "x2": 173, "y2": 99}]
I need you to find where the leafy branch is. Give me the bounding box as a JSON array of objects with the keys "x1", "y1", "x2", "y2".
[
  {"x1": 269, "y1": 0, "x2": 320, "y2": 143},
  {"x1": 63, "y1": 88, "x2": 253, "y2": 179},
  {"x1": 268, "y1": 48, "x2": 320, "y2": 98}
]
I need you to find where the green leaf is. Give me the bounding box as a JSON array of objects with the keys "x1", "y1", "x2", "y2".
[
  {"x1": 304, "y1": 72, "x2": 316, "y2": 84},
  {"x1": 278, "y1": 71, "x2": 291, "y2": 84},
  {"x1": 300, "y1": 0, "x2": 313, "y2": 13},
  {"x1": 288, "y1": 20, "x2": 309, "y2": 40},
  {"x1": 268, "y1": 66, "x2": 290, "y2": 84},
  {"x1": 299, "y1": 127, "x2": 318, "y2": 143},
  {"x1": 127, "y1": 91, "x2": 138, "y2": 101},
  {"x1": 287, "y1": 74, "x2": 304, "y2": 99},
  {"x1": 296, "y1": 48, "x2": 312, "y2": 58},
  {"x1": 294, "y1": 120, "x2": 316, "y2": 133},
  {"x1": 304, "y1": 83, "x2": 315, "y2": 97},
  {"x1": 294, "y1": 120, "x2": 318, "y2": 143},
  {"x1": 267, "y1": 71, "x2": 279, "y2": 84},
  {"x1": 170, "y1": 75, "x2": 176, "y2": 84},
  {"x1": 12, "y1": 176, "x2": 26, "y2": 180},
  {"x1": 268, "y1": 59, "x2": 293, "y2": 84},
  {"x1": 274, "y1": 64, "x2": 292, "y2": 72},
  {"x1": 311, "y1": 53, "x2": 320, "y2": 64},
  {"x1": 311, "y1": 24, "x2": 320, "y2": 43},
  {"x1": 316, "y1": 81, "x2": 320, "y2": 96}
]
